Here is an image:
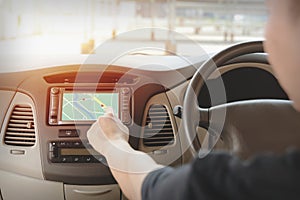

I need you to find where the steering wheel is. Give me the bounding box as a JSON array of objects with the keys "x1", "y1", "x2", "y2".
[{"x1": 183, "y1": 41, "x2": 300, "y2": 158}]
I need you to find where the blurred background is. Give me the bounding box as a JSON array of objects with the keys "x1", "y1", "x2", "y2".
[{"x1": 0, "y1": 0, "x2": 267, "y2": 56}]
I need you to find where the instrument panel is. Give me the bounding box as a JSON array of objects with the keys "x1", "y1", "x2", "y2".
[{"x1": 0, "y1": 54, "x2": 287, "y2": 187}]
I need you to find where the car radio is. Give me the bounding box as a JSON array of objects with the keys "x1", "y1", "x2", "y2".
[
  {"x1": 48, "y1": 86, "x2": 132, "y2": 125},
  {"x1": 49, "y1": 140, "x2": 106, "y2": 163}
]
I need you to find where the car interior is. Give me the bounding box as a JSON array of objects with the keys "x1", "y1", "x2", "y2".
[{"x1": 1, "y1": 1, "x2": 300, "y2": 200}]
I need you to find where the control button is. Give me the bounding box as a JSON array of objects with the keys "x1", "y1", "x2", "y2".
[
  {"x1": 59, "y1": 129, "x2": 80, "y2": 138},
  {"x1": 61, "y1": 157, "x2": 68, "y2": 163},
  {"x1": 50, "y1": 119, "x2": 57, "y2": 123},
  {"x1": 73, "y1": 157, "x2": 80, "y2": 163},
  {"x1": 58, "y1": 141, "x2": 67, "y2": 147},
  {"x1": 51, "y1": 87, "x2": 60, "y2": 95},
  {"x1": 85, "y1": 156, "x2": 93, "y2": 163},
  {"x1": 121, "y1": 112, "x2": 131, "y2": 124},
  {"x1": 65, "y1": 156, "x2": 74, "y2": 163},
  {"x1": 50, "y1": 141, "x2": 57, "y2": 147},
  {"x1": 73, "y1": 141, "x2": 82, "y2": 147},
  {"x1": 121, "y1": 88, "x2": 130, "y2": 94},
  {"x1": 65, "y1": 141, "x2": 72, "y2": 147},
  {"x1": 49, "y1": 142, "x2": 57, "y2": 151}
]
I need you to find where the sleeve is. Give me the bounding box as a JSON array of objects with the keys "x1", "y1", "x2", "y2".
[
  {"x1": 142, "y1": 150, "x2": 300, "y2": 200},
  {"x1": 142, "y1": 165, "x2": 192, "y2": 200}
]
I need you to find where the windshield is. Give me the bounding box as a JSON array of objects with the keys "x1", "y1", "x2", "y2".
[{"x1": 0, "y1": 0, "x2": 267, "y2": 58}]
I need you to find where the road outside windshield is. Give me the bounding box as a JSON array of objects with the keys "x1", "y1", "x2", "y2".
[
  {"x1": 0, "y1": 0, "x2": 267, "y2": 58},
  {"x1": 62, "y1": 93, "x2": 119, "y2": 121}
]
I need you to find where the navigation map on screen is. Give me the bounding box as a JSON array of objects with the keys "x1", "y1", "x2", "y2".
[{"x1": 62, "y1": 92, "x2": 119, "y2": 121}]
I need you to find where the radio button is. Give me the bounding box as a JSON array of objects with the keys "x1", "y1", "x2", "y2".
[
  {"x1": 49, "y1": 142, "x2": 57, "y2": 151},
  {"x1": 51, "y1": 87, "x2": 60, "y2": 95},
  {"x1": 59, "y1": 129, "x2": 80, "y2": 138},
  {"x1": 121, "y1": 87, "x2": 130, "y2": 94},
  {"x1": 121, "y1": 112, "x2": 131, "y2": 124},
  {"x1": 73, "y1": 141, "x2": 82, "y2": 147},
  {"x1": 58, "y1": 141, "x2": 67, "y2": 147},
  {"x1": 61, "y1": 157, "x2": 68, "y2": 163},
  {"x1": 50, "y1": 141, "x2": 57, "y2": 147},
  {"x1": 72, "y1": 156, "x2": 80, "y2": 163},
  {"x1": 85, "y1": 156, "x2": 93, "y2": 163}
]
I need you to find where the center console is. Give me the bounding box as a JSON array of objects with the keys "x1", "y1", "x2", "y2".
[
  {"x1": 43, "y1": 84, "x2": 134, "y2": 185},
  {"x1": 49, "y1": 140, "x2": 105, "y2": 163}
]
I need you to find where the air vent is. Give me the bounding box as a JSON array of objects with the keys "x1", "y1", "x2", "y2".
[
  {"x1": 143, "y1": 105, "x2": 174, "y2": 147},
  {"x1": 4, "y1": 105, "x2": 36, "y2": 147}
]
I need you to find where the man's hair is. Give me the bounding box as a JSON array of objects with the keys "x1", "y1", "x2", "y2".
[{"x1": 289, "y1": 0, "x2": 300, "y2": 20}]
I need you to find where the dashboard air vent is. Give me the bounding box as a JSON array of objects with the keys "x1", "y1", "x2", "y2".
[
  {"x1": 4, "y1": 105, "x2": 36, "y2": 147},
  {"x1": 143, "y1": 105, "x2": 174, "y2": 147}
]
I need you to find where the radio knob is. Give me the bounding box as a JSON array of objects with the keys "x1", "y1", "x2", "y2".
[
  {"x1": 121, "y1": 88, "x2": 130, "y2": 94},
  {"x1": 86, "y1": 157, "x2": 92, "y2": 162},
  {"x1": 51, "y1": 87, "x2": 60, "y2": 94}
]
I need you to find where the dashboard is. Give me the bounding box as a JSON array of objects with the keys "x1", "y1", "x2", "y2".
[{"x1": 0, "y1": 53, "x2": 288, "y2": 200}]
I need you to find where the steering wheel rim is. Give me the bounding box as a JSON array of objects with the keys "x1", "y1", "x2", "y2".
[{"x1": 182, "y1": 41, "x2": 265, "y2": 157}]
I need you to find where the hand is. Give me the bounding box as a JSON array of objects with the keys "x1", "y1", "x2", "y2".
[{"x1": 87, "y1": 108, "x2": 129, "y2": 156}]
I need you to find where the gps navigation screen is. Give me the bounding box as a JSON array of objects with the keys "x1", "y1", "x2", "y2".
[{"x1": 62, "y1": 92, "x2": 119, "y2": 121}]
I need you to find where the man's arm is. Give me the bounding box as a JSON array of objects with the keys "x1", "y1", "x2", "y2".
[
  {"x1": 103, "y1": 140, "x2": 163, "y2": 200},
  {"x1": 87, "y1": 111, "x2": 163, "y2": 200}
]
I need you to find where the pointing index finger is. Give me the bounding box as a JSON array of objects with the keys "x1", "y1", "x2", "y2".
[{"x1": 104, "y1": 107, "x2": 114, "y2": 117}]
